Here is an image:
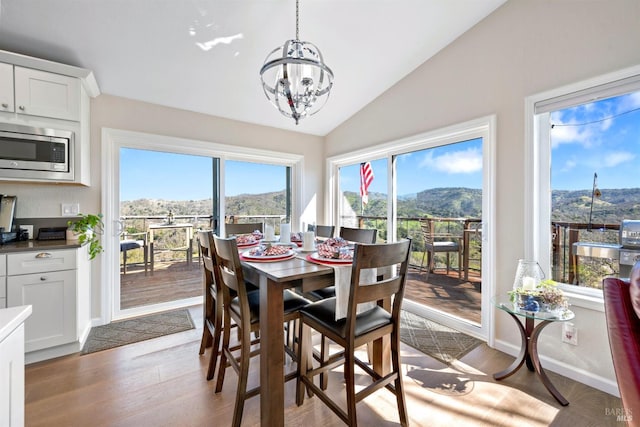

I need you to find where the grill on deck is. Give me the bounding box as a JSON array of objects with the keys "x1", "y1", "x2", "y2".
[{"x1": 620, "y1": 220, "x2": 640, "y2": 276}]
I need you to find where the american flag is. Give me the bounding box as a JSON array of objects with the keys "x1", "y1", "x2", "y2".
[{"x1": 360, "y1": 162, "x2": 374, "y2": 205}]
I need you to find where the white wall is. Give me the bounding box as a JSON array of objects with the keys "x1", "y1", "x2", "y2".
[{"x1": 325, "y1": 0, "x2": 640, "y2": 394}]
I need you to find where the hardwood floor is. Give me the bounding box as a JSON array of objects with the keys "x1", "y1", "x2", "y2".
[{"x1": 24, "y1": 305, "x2": 622, "y2": 426}]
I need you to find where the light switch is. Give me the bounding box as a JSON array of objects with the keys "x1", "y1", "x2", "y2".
[{"x1": 61, "y1": 203, "x2": 80, "y2": 216}]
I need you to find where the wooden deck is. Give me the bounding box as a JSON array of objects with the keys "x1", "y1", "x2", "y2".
[{"x1": 120, "y1": 259, "x2": 482, "y2": 322}]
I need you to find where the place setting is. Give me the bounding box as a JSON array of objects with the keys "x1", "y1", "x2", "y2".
[
  {"x1": 239, "y1": 243, "x2": 296, "y2": 262},
  {"x1": 306, "y1": 237, "x2": 354, "y2": 266}
]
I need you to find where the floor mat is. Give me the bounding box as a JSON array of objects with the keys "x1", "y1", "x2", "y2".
[
  {"x1": 82, "y1": 309, "x2": 195, "y2": 354},
  {"x1": 400, "y1": 310, "x2": 482, "y2": 364}
]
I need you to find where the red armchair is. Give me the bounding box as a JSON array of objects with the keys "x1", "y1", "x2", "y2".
[{"x1": 603, "y1": 265, "x2": 640, "y2": 425}]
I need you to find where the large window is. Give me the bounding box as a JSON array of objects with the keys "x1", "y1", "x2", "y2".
[
  {"x1": 527, "y1": 67, "x2": 640, "y2": 299},
  {"x1": 328, "y1": 116, "x2": 495, "y2": 338}
]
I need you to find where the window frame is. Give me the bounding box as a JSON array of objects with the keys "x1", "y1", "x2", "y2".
[
  {"x1": 101, "y1": 127, "x2": 303, "y2": 322},
  {"x1": 326, "y1": 115, "x2": 496, "y2": 340},
  {"x1": 524, "y1": 64, "x2": 640, "y2": 310}
]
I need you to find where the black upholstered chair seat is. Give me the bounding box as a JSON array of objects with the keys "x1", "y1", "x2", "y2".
[
  {"x1": 230, "y1": 289, "x2": 310, "y2": 324},
  {"x1": 300, "y1": 297, "x2": 391, "y2": 339},
  {"x1": 307, "y1": 285, "x2": 336, "y2": 300},
  {"x1": 120, "y1": 239, "x2": 144, "y2": 251}
]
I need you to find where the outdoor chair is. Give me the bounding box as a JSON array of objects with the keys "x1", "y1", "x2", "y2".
[
  {"x1": 120, "y1": 231, "x2": 148, "y2": 275},
  {"x1": 419, "y1": 218, "x2": 462, "y2": 280},
  {"x1": 212, "y1": 235, "x2": 310, "y2": 427},
  {"x1": 296, "y1": 239, "x2": 412, "y2": 426}
]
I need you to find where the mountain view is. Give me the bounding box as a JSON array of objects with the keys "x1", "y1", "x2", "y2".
[{"x1": 121, "y1": 187, "x2": 640, "y2": 224}]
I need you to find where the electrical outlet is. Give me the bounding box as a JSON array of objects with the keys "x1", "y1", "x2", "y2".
[
  {"x1": 20, "y1": 224, "x2": 34, "y2": 239},
  {"x1": 61, "y1": 203, "x2": 80, "y2": 217},
  {"x1": 562, "y1": 322, "x2": 578, "y2": 345}
]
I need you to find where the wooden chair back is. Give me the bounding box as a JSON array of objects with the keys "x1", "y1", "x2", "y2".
[
  {"x1": 339, "y1": 226, "x2": 377, "y2": 244},
  {"x1": 309, "y1": 224, "x2": 335, "y2": 238},
  {"x1": 225, "y1": 222, "x2": 263, "y2": 237},
  {"x1": 212, "y1": 235, "x2": 251, "y2": 331},
  {"x1": 346, "y1": 240, "x2": 412, "y2": 329}
]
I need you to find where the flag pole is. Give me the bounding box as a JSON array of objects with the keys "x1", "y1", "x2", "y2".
[{"x1": 587, "y1": 172, "x2": 598, "y2": 232}]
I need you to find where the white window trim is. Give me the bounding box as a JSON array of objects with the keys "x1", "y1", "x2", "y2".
[
  {"x1": 101, "y1": 127, "x2": 303, "y2": 323},
  {"x1": 326, "y1": 115, "x2": 496, "y2": 342},
  {"x1": 524, "y1": 64, "x2": 640, "y2": 310}
]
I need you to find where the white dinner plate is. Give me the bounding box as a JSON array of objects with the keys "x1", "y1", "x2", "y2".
[
  {"x1": 309, "y1": 252, "x2": 353, "y2": 264},
  {"x1": 242, "y1": 248, "x2": 295, "y2": 260}
]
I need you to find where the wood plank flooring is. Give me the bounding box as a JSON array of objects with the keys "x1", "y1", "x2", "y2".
[{"x1": 24, "y1": 305, "x2": 623, "y2": 426}]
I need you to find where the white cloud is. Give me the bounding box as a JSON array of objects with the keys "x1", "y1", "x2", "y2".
[
  {"x1": 602, "y1": 151, "x2": 635, "y2": 167},
  {"x1": 420, "y1": 147, "x2": 482, "y2": 174}
]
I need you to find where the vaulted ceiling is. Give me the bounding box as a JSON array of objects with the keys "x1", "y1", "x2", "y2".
[{"x1": 0, "y1": 0, "x2": 507, "y2": 136}]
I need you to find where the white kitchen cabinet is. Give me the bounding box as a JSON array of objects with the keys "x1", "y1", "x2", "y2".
[
  {"x1": 0, "y1": 62, "x2": 14, "y2": 113},
  {"x1": 7, "y1": 248, "x2": 90, "y2": 358},
  {"x1": 0, "y1": 306, "x2": 31, "y2": 427},
  {"x1": 13, "y1": 66, "x2": 81, "y2": 121},
  {"x1": 0, "y1": 50, "x2": 99, "y2": 186}
]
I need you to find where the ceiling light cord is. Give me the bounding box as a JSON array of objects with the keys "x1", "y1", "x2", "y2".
[{"x1": 295, "y1": 0, "x2": 300, "y2": 41}]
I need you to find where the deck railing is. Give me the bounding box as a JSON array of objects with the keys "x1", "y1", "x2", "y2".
[{"x1": 121, "y1": 214, "x2": 618, "y2": 287}]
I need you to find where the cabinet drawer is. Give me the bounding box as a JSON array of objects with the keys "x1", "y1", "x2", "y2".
[
  {"x1": 0, "y1": 254, "x2": 5, "y2": 276},
  {"x1": 8, "y1": 249, "x2": 76, "y2": 275}
]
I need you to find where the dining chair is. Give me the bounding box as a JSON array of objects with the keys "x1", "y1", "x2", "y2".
[
  {"x1": 224, "y1": 222, "x2": 263, "y2": 237},
  {"x1": 212, "y1": 235, "x2": 310, "y2": 427},
  {"x1": 308, "y1": 226, "x2": 377, "y2": 301},
  {"x1": 307, "y1": 226, "x2": 379, "y2": 389},
  {"x1": 120, "y1": 231, "x2": 148, "y2": 275},
  {"x1": 197, "y1": 230, "x2": 225, "y2": 381},
  {"x1": 419, "y1": 218, "x2": 462, "y2": 280},
  {"x1": 308, "y1": 224, "x2": 335, "y2": 238},
  {"x1": 296, "y1": 239, "x2": 412, "y2": 427}
]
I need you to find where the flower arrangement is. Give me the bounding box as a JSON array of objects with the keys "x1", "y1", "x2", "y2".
[{"x1": 509, "y1": 279, "x2": 568, "y2": 313}]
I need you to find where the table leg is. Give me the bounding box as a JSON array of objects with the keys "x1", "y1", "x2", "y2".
[
  {"x1": 493, "y1": 312, "x2": 529, "y2": 380},
  {"x1": 371, "y1": 298, "x2": 391, "y2": 375},
  {"x1": 530, "y1": 320, "x2": 570, "y2": 406},
  {"x1": 259, "y1": 276, "x2": 285, "y2": 426},
  {"x1": 494, "y1": 313, "x2": 569, "y2": 406},
  {"x1": 150, "y1": 242, "x2": 154, "y2": 275}
]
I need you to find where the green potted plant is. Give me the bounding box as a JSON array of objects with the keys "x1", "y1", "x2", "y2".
[{"x1": 67, "y1": 213, "x2": 104, "y2": 260}]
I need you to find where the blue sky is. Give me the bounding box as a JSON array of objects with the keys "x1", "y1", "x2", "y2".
[
  {"x1": 120, "y1": 93, "x2": 639, "y2": 201},
  {"x1": 550, "y1": 91, "x2": 640, "y2": 191}
]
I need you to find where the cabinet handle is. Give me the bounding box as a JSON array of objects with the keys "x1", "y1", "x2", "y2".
[
  {"x1": 1, "y1": 103, "x2": 7, "y2": 108},
  {"x1": 19, "y1": 105, "x2": 25, "y2": 111},
  {"x1": 35, "y1": 252, "x2": 52, "y2": 258},
  {"x1": 40, "y1": 276, "x2": 47, "y2": 281}
]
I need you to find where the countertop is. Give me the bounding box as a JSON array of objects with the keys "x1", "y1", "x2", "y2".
[
  {"x1": 0, "y1": 305, "x2": 32, "y2": 342},
  {"x1": 0, "y1": 239, "x2": 82, "y2": 253}
]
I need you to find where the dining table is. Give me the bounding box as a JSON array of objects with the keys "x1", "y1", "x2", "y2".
[{"x1": 240, "y1": 248, "x2": 391, "y2": 427}]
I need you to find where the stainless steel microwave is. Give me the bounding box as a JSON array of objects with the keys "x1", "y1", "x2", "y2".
[{"x1": 0, "y1": 122, "x2": 74, "y2": 181}]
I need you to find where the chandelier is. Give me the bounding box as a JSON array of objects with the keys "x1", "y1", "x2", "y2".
[{"x1": 259, "y1": 0, "x2": 334, "y2": 125}]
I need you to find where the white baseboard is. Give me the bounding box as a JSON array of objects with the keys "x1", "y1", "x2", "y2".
[{"x1": 492, "y1": 338, "x2": 620, "y2": 398}]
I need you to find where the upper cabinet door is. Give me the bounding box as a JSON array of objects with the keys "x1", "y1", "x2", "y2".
[
  {"x1": 14, "y1": 66, "x2": 80, "y2": 121},
  {"x1": 0, "y1": 62, "x2": 14, "y2": 113}
]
